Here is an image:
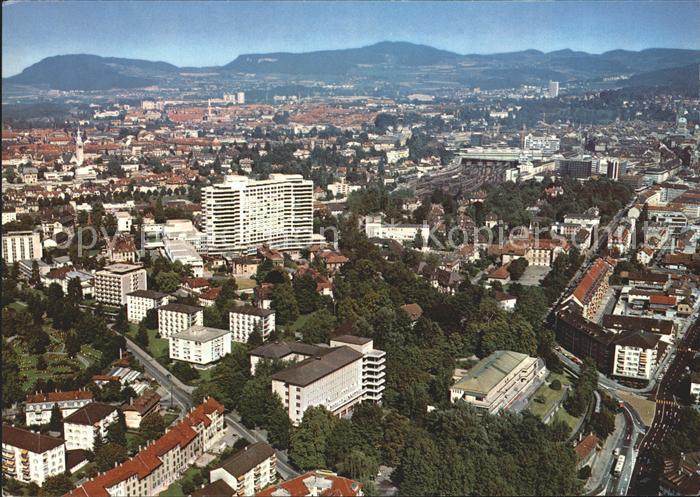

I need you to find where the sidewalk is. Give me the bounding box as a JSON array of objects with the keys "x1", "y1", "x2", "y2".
[{"x1": 584, "y1": 413, "x2": 624, "y2": 493}]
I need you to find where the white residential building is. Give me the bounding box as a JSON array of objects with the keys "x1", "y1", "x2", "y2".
[
  {"x1": 169, "y1": 326, "x2": 232, "y2": 367},
  {"x1": 272, "y1": 346, "x2": 364, "y2": 426},
  {"x1": 327, "y1": 178, "x2": 360, "y2": 199},
  {"x1": 205, "y1": 442, "x2": 276, "y2": 497},
  {"x1": 25, "y1": 390, "x2": 94, "y2": 426},
  {"x1": 114, "y1": 212, "x2": 132, "y2": 233},
  {"x1": 2, "y1": 231, "x2": 42, "y2": 264},
  {"x1": 691, "y1": 373, "x2": 700, "y2": 403},
  {"x1": 523, "y1": 134, "x2": 560, "y2": 156},
  {"x1": 203, "y1": 174, "x2": 314, "y2": 256},
  {"x1": 450, "y1": 350, "x2": 547, "y2": 414},
  {"x1": 126, "y1": 290, "x2": 169, "y2": 323},
  {"x1": 2, "y1": 425, "x2": 66, "y2": 486},
  {"x1": 94, "y1": 264, "x2": 147, "y2": 306},
  {"x1": 162, "y1": 238, "x2": 204, "y2": 277},
  {"x1": 364, "y1": 215, "x2": 430, "y2": 246},
  {"x1": 158, "y1": 303, "x2": 204, "y2": 338},
  {"x1": 64, "y1": 403, "x2": 119, "y2": 451},
  {"x1": 229, "y1": 307, "x2": 276, "y2": 343},
  {"x1": 330, "y1": 335, "x2": 386, "y2": 403},
  {"x1": 612, "y1": 332, "x2": 663, "y2": 382}
]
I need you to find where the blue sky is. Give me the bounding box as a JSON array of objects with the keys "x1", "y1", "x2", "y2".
[{"x1": 3, "y1": 1, "x2": 699, "y2": 76}]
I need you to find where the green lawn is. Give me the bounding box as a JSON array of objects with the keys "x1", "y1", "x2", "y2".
[
  {"x1": 236, "y1": 277, "x2": 257, "y2": 290},
  {"x1": 127, "y1": 325, "x2": 169, "y2": 359},
  {"x1": 552, "y1": 406, "x2": 580, "y2": 431},
  {"x1": 287, "y1": 310, "x2": 320, "y2": 332},
  {"x1": 80, "y1": 343, "x2": 103, "y2": 364},
  {"x1": 159, "y1": 467, "x2": 201, "y2": 497},
  {"x1": 528, "y1": 372, "x2": 576, "y2": 419}
]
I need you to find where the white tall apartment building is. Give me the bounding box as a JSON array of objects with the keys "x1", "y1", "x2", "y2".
[
  {"x1": 612, "y1": 332, "x2": 662, "y2": 381},
  {"x1": 203, "y1": 174, "x2": 313, "y2": 256},
  {"x1": 127, "y1": 290, "x2": 169, "y2": 323},
  {"x1": 229, "y1": 307, "x2": 276, "y2": 343},
  {"x1": 2, "y1": 231, "x2": 42, "y2": 264},
  {"x1": 94, "y1": 264, "x2": 147, "y2": 306},
  {"x1": 169, "y1": 326, "x2": 232, "y2": 366},
  {"x1": 158, "y1": 303, "x2": 204, "y2": 338},
  {"x1": 25, "y1": 390, "x2": 94, "y2": 426},
  {"x1": 64, "y1": 403, "x2": 119, "y2": 451},
  {"x1": 2, "y1": 424, "x2": 66, "y2": 486},
  {"x1": 548, "y1": 80, "x2": 560, "y2": 98},
  {"x1": 271, "y1": 337, "x2": 386, "y2": 426}
]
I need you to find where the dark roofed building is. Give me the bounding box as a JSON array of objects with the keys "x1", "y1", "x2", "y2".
[
  {"x1": 271, "y1": 347, "x2": 362, "y2": 387},
  {"x1": 207, "y1": 442, "x2": 277, "y2": 496},
  {"x1": 603, "y1": 314, "x2": 674, "y2": 335},
  {"x1": 248, "y1": 340, "x2": 326, "y2": 374}
]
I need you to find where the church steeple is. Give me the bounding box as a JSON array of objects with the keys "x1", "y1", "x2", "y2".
[{"x1": 75, "y1": 127, "x2": 84, "y2": 166}]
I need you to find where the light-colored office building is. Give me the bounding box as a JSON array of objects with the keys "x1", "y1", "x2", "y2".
[
  {"x1": 94, "y1": 264, "x2": 147, "y2": 306},
  {"x1": 202, "y1": 442, "x2": 276, "y2": 497},
  {"x1": 127, "y1": 290, "x2": 169, "y2": 323},
  {"x1": 2, "y1": 424, "x2": 66, "y2": 486},
  {"x1": 450, "y1": 350, "x2": 547, "y2": 414},
  {"x1": 162, "y1": 238, "x2": 204, "y2": 277},
  {"x1": 364, "y1": 215, "x2": 430, "y2": 246},
  {"x1": 203, "y1": 174, "x2": 314, "y2": 256},
  {"x1": 64, "y1": 403, "x2": 119, "y2": 451},
  {"x1": 25, "y1": 390, "x2": 94, "y2": 426},
  {"x1": 330, "y1": 336, "x2": 386, "y2": 403},
  {"x1": 2, "y1": 231, "x2": 42, "y2": 264},
  {"x1": 158, "y1": 303, "x2": 204, "y2": 338},
  {"x1": 169, "y1": 326, "x2": 232, "y2": 367},
  {"x1": 229, "y1": 306, "x2": 276, "y2": 343}
]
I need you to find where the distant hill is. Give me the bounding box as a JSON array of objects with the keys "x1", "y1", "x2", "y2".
[
  {"x1": 626, "y1": 63, "x2": 700, "y2": 95},
  {"x1": 4, "y1": 43, "x2": 700, "y2": 91},
  {"x1": 4, "y1": 54, "x2": 178, "y2": 91}
]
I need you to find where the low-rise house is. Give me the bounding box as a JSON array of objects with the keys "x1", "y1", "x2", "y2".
[
  {"x1": 487, "y1": 264, "x2": 511, "y2": 285},
  {"x1": 2, "y1": 424, "x2": 66, "y2": 486},
  {"x1": 494, "y1": 291, "x2": 517, "y2": 311},
  {"x1": 400, "y1": 303, "x2": 423, "y2": 323},
  {"x1": 42, "y1": 266, "x2": 95, "y2": 299},
  {"x1": 25, "y1": 390, "x2": 93, "y2": 426},
  {"x1": 232, "y1": 257, "x2": 260, "y2": 278},
  {"x1": 107, "y1": 234, "x2": 138, "y2": 264},
  {"x1": 659, "y1": 451, "x2": 700, "y2": 496},
  {"x1": 122, "y1": 390, "x2": 161, "y2": 429},
  {"x1": 64, "y1": 403, "x2": 119, "y2": 451},
  {"x1": 198, "y1": 286, "x2": 221, "y2": 307}
]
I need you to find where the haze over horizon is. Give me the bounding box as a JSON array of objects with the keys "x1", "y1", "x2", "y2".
[{"x1": 3, "y1": 0, "x2": 700, "y2": 77}]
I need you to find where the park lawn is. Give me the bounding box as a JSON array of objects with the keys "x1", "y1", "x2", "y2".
[
  {"x1": 552, "y1": 407, "x2": 580, "y2": 431},
  {"x1": 288, "y1": 310, "x2": 321, "y2": 332},
  {"x1": 235, "y1": 277, "x2": 257, "y2": 290},
  {"x1": 163, "y1": 412, "x2": 179, "y2": 427},
  {"x1": 127, "y1": 325, "x2": 168, "y2": 359},
  {"x1": 528, "y1": 371, "x2": 576, "y2": 419},
  {"x1": 159, "y1": 467, "x2": 201, "y2": 497}
]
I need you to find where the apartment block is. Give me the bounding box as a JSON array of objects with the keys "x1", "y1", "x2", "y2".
[
  {"x1": 2, "y1": 230, "x2": 42, "y2": 264},
  {"x1": 94, "y1": 264, "x2": 147, "y2": 306},
  {"x1": 229, "y1": 306, "x2": 275, "y2": 343},
  {"x1": 330, "y1": 335, "x2": 386, "y2": 403},
  {"x1": 158, "y1": 303, "x2": 204, "y2": 338},
  {"x1": 169, "y1": 326, "x2": 232, "y2": 367},
  {"x1": 2, "y1": 424, "x2": 66, "y2": 486},
  {"x1": 122, "y1": 390, "x2": 161, "y2": 430},
  {"x1": 197, "y1": 442, "x2": 276, "y2": 497},
  {"x1": 25, "y1": 390, "x2": 93, "y2": 426},
  {"x1": 568, "y1": 257, "x2": 615, "y2": 321},
  {"x1": 64, "y1": 403, "x2": 119, "y2": 451},
  {"x1": 612, "y1": 331, "x2": 663, "y2": 382},
  {"x1": 364, "y1": 215, "x2": 430, "y2": 245},
  {"x1": 68, "y1": 398, "x2": 225, "y2": 497},
  {"x1": 203, "y1": 174, "x2": 313, "y2": 256},
  {"x1": 127, "y1": 290, "x2": 169, "y2": 323}
]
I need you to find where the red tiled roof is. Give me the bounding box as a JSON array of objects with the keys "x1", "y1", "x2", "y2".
[
  {"x1": 27, "y1": 390, "x2": 93, "y2": 404},
  {"x1": 650, "y1": 295, "x2": 677, "y2": 306},
  {"x1": 184, "y1": 277, "x2": 210, "y2": 288},
  {"x1": 573, "y1": 258, "x2": 612, "y2": 305},
  {"x1": 575, "y1": 434, "x2": 599, "y2": 461},
  {"x1": 66, "y1": 398, "x2": 224, "y2": 497},
  {"x1": 199, "y1": 287, "x2": 221, "y2": 302},
  {"x1": 257, "y1": 471, "x2": 363, "y2": 497}
]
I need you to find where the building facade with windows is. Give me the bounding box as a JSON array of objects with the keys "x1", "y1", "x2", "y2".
[
  {"x1": 25, "y1": 390, "x2": 94, "y2": 426},
  {"x1": 203, "y1": 174, "x2": 314, "y2": 256},
  {"x1": 169, "y1": 326, "x2": 232, "y2": 367},
  {"x1": 158, "y1": 303, "x2": 204, "y2": 338},
  {"x1": 64, "y1": 403, "x2": 119, "y2": 451},
  {"x1": 2, "y1": 424, "x2": 66, "y2": 486},
  {"x1": 94, "y1": 264, "x2": 147, "y2": 306},
  {"x1": 2, "y1": 230, "x2": 42, "y2": 264},
  {"x1": 202, "y1": 442, "x2": 276, "y2": 497},
  {"x1": 229, "y1": 307, "x2": 275, "y2": 343},
  {"x1": 127, "y1": 290, "x2": 169, "y2": 323}
]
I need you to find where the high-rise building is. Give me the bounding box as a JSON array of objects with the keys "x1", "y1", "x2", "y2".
[
  {"x1": 94, "y1": 264, "x2": 147, "y2": 306},
  {"x1": 203, "y1": 174, "x2": 313, "y2": 256},
  {"x1": 548, "y1": 80, "x2": 560, "y2": 98}
]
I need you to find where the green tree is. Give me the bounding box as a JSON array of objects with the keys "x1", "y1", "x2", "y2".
[
  {"x1": 94, "y1": 443, "x2": 128, "y2": 472},
  {"x1": 395, "y1": 428, "x2": 440, "y2": 496},
  {"x1": 136, "y1": 321, "x2": 150, "y2": 347},
  {"x1": 293, "y1": 273, "x2": 322, "y2": 314},
  {"x1": 301, "y1": 308, "x2": 336, "y2": 344},
  {"x1": 290, "y1": 406, "x2": 338, "y2": 470},
  {"x1": 114, "y1": 306, "x2": 128, "y2": 334},
  {"x1": 155, "y1": 271, "x2": 181, "y2": 293},
  {"x1": 39, "y1": 474, "x2": 75, "y2": 497},
  {"x1": 271, "y1": 283, "x2": 299, "y2": 325},
  {"x1": 2, "y1": 342, "x2": 24, "y2": 407},
  {"x1": 171, "y1": 361, "x2": 199, "y2": 383},
  {"x1": 67, "y1": 276, "x2": 83, "y2": 304},
  {"x1": 140, "y1": 412, "x2": 166, "y2": 442},
  {"x1": 30, "y1": 260, "x2": 41, "y2": 286},
  {"x1": 49, "y1": 403, "x2": 63, "y2": 434}
]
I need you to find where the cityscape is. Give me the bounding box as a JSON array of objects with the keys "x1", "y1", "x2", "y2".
[{"x1": 1, "y1": 1, "x2": 700, "y2": 496}]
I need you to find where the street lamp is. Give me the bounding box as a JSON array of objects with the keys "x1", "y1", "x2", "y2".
[{"x1": 166, "y1": 373, "x2": 173, "y2": 409}]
